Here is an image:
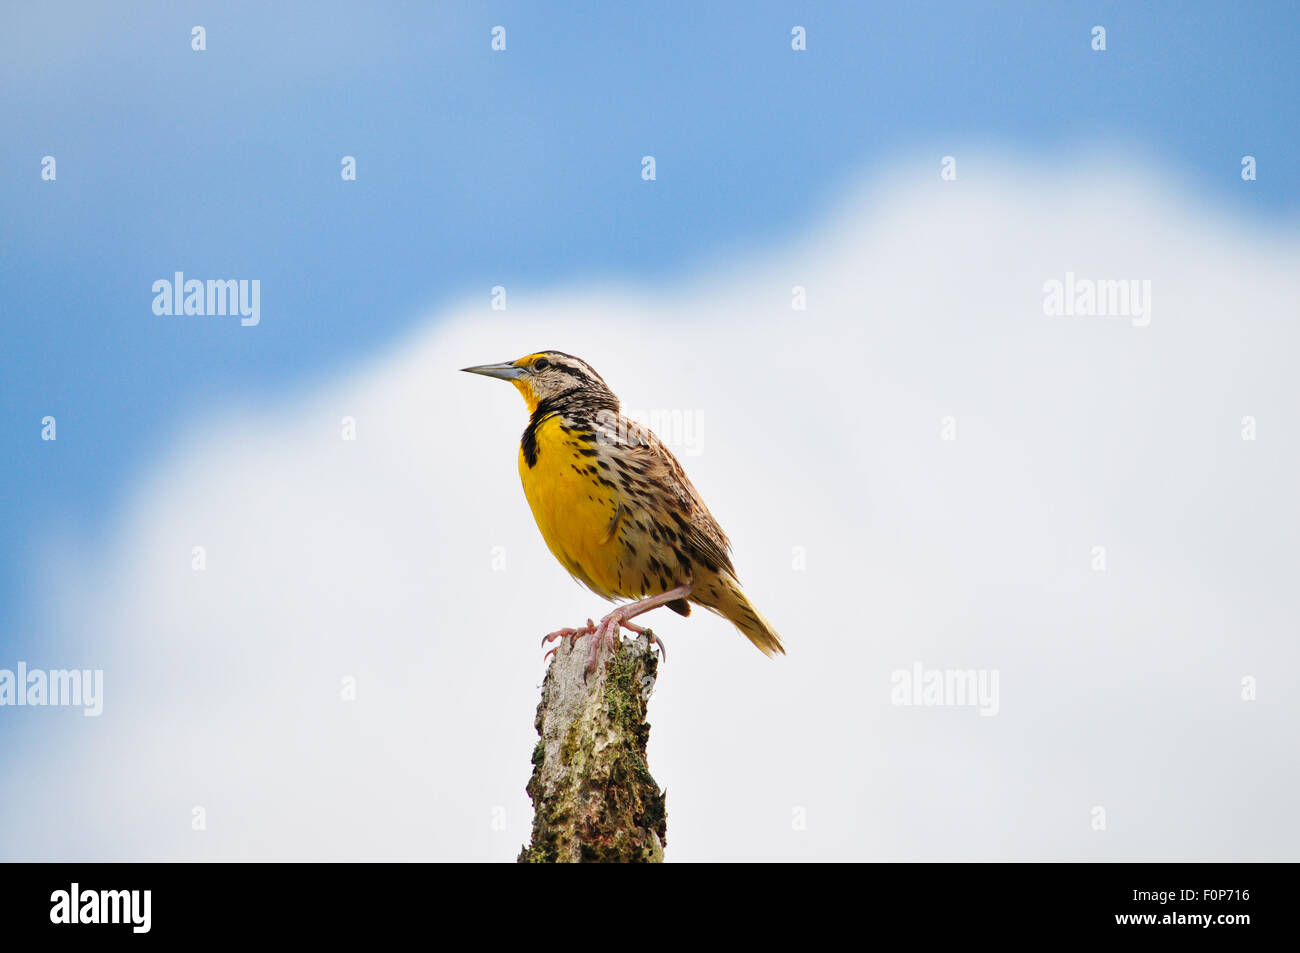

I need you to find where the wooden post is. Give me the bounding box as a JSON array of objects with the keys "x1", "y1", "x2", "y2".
[{"x1": 518, "y1": 632, "x2": 666, "y2": 863}]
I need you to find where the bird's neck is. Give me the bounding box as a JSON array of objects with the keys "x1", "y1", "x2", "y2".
[{"x1": 528, "y1": 388, "x2": 619, "y2": 422}]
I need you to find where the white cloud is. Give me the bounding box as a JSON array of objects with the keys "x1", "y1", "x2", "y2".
[{"x1": 4, "y1": 159, "x2": 1298, "y2": 860}]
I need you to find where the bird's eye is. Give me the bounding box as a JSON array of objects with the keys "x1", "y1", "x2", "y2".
[{"x1": 533, "y1": 358, "x2": 550, "y2": 371}]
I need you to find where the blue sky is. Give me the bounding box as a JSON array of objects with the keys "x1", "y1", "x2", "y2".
[{"x1": 2, "y1": 0, "x2": 1298, "y2": 653}]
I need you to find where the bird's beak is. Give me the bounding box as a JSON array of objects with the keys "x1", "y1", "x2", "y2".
[{"x1": 461, "y1": 361, "x2": 526, "y2": 381}]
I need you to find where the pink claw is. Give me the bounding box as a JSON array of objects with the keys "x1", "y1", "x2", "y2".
[
  {"x1": 619, "y1": 621, "x2": 667, "y2": 663},
  {"x1": 541, "y1": 619, "x2": 596, "y2": 650}
]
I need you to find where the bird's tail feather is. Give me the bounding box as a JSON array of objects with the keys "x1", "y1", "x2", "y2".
[{"x1": 698, "y1": 574, "x2": 785, "y2": 657}]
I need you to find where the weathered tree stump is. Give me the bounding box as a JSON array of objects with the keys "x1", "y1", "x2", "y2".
[{"x1": 518, "y1": 632, "x2": 666, "y2": 863}]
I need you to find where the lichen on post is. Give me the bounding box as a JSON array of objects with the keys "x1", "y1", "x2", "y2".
[{"x1": 518, "y1": 632, "x2": 666, "y2": 863}]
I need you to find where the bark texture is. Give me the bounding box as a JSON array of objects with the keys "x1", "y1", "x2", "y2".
[{"x1": 518, "y1": 632, "x2": 666, "y2": 863}]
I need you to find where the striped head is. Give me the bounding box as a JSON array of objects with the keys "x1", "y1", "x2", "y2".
[{"x1": 461, "y1": 351, "x2": 617, "y2": 414}]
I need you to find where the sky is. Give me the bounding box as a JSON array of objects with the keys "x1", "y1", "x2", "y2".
[{"x1": 1, "y1": 2, "x2": 1298, "y2": 860}]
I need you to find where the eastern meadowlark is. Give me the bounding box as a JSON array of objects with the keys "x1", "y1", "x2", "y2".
[{"x1": 463, "y1": 351, "x2": 785, "y2": 669}]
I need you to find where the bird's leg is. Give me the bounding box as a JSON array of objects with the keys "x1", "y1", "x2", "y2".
[
  {"x1": 541, "y1": 619, "x2": 595, "y2": 661},
  {"x1": 587, "y1": 583, "x2": 692, "y2": 671}
]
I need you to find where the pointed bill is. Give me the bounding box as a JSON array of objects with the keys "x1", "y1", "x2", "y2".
[{"x1": 461, "y1": 361, "x2": 526, "y2": 381}]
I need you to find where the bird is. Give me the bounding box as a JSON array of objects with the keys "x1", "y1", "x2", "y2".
[{"x1": 462, "y1": 350, "x2": 785, "y2": 670}]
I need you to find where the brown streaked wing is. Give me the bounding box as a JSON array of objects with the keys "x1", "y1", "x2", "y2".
[{"x1": 595, "y1": 412, "x2": 736, "y2": 580}]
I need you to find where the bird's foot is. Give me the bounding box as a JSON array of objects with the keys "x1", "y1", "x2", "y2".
[
  {"x1": 619, "y1": 621, "x2": 667, "y2": 662},
  {"x1": 586, "y1": 614, "x2": 620, "y2": 672},
  {"x1": 542, "y1": 619, "x2": 596, "y2": 661},
  {"x1": 584, "y1": 612, "x2": 667, "y2": 672}
]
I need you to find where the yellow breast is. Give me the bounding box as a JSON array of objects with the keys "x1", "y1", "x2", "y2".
[{"x1": 518, "y1": 414, "x2": 629, "y2": 600}]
